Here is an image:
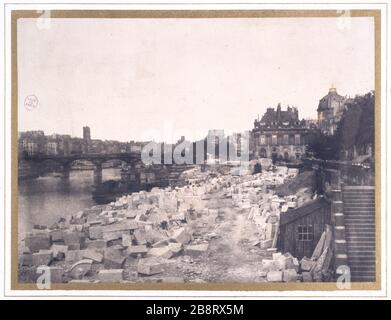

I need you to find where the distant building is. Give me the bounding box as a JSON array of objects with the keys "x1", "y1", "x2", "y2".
[
  {"x1": 17, "y1": 126, "x2": 158, "y2": 159},
  {"x1": 251, "y1": 104, "x2": 316, "y2": 161},
  {"x1": 82, "y1": 126, "x2": 91, "y2": 153},
  {"x1": 83, "y1": 126, "x2": 91, "y2": 140},
  {"x1": 69, "y1": 138, "x2": 83, "y2": 155},
  {"x1": 317, "y1": 87, "x2": 349, "y2": 135},
  {"x1": 45, "y1": 141, "x2": 58, "y2": 155},
  {"x1": 18, "y1": 131, "x2": 46, "y2": 157}
]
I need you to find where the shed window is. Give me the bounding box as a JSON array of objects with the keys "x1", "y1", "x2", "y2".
[{"x1": 297, "y1": 225, "x2": 313, "y2": 241}]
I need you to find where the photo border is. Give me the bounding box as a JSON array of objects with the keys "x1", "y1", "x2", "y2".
[{"x1": 9, "y1": 8, "x2": 383, "y2": 292}]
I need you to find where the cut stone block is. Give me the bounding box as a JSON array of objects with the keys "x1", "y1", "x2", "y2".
[
  {"x1": 168, "y1": 242, "x2": 183, "y2": 256},
  {"x1": 101, "y1": 220, "x2": 139, "y2": 233},
  {"x1": 261, "y1": 259, "x2": 281, "y2": 272},
  {"x1": 272, "y1": 252, "x2": 282, "y2": 260},
  {"x1": 133, "y1": 229, "x2": 147, "y2": 245},
  {"x1": 149, "y1": 212, "x2": 169, "y2": 225},
  {"x1": 65, "y1": 249, "x2": 86, "y2": 262},
  {"x1": 277, "y1": 254, "x2": 294, "y2": 270},
  {"x1": 144, "y1": 228, "x2": 168, "y2": 245},
  {"x1": 67, "y1": 243, "x2": 81, "y2": 251},
  {"x1": 266, "y1": 270, "x2": 283, "y2": 282},
  {"x1": 63, "y1": 231, "x2": 85, "y2": 248},
  {"x1": 20, "y1": 253, "x2": 33, "y2": 266},
  {"x1": 137, "y1": 258, "x2": 166, "y2": 275},
  {"x1": 83, "y1": 249, "x2": 103, "y2": 263},
  {"x1": 147, "y1": 246, "x2": 173, "y2": 259},
  {"x1": 122, "y1": 233, "x2": 133, "y2": 247},
  {"x1": 25, "y1": 234, "x2": 51, "y2": 253},
  {"x1": 89, "y1": 226, "x2": 103, "y2": 240},
  {"x1": 170, "y1": 227, "x2": 192, "y2": 244},
  {"x1": 50, "y1": 229, "x2": 64, "y2": 242},
  {"x1": 184, "y1": 244, "x2": 208, "y2": 258},
  {"x1": 84, "y1": 207, "x2": 103, "y2": 215},
  {"x1": 103, "y1": 248, "x2": 125, "y2": 269},
  {"x1": 32, "y1": 250, "x2": 53, "y2": 266},
  {"x1": 283, "y1": 269, "x2": 298, "y2": 282},
  {"x1": 98, "y1": 269, "x2": 124, "y2": 282},
  {"x1": 102, "y1": 230, "x2": 123, "y2": 242},
  {"x1": 87, "y1": 239, "x2": 107, "y2": 250},
  {"x1": 286, "y1": 257, "x2": 300, "y2": 272},
  {"x1": 126, "y1": 245, "x2": 149, "y2": 257}
]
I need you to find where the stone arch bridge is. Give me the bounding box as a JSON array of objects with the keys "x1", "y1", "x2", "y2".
[{"x1": 22, "y1": 153, "x2": 142, "y2": 184}]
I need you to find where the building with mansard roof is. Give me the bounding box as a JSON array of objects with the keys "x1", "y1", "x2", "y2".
[{"x1": 251, "y1": 103, "x2": 317, "y2": 161}]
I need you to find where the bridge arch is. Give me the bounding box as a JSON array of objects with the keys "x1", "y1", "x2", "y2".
[
  {"x1": 67, "y1": 159, "x2": 97, "y2": 170},
  {"x1": 34, "y1": 159, "x2": 68, "y2": 178}
]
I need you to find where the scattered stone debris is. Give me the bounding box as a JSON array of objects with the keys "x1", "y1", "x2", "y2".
[
  {"x1": 19, "y1": 164, "x2": 329, "y2": 284},
  {"x1": 260, "y1": 225, "x2": 333, "y2": 282}
]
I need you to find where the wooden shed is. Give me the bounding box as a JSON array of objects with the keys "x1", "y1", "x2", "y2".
[{"x1": 277, "y1": 197, "x2": 331, "y2": 259}]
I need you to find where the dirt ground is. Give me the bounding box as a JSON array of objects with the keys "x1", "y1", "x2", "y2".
[
  {"x1": 149, "y1": 190, "x2": 271, "y2": 283},
  {"x1": 199, "y1": 193, "x2": 269, "y2": 282}
]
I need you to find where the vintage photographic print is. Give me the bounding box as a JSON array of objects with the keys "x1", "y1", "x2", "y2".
[{"x1": 5, "y1": 4, "x2": 386, "y2": 296}]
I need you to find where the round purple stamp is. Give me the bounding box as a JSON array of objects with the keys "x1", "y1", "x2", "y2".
[{"x1": 24, "y1": 95, "x2": 39, "y2": 111}]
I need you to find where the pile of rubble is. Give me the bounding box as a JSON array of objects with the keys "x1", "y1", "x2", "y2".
[
  {"x1": 18, "y1": 164, "x2": 318, "y2": 284},
  {"x1": 260, "y1": 226, "x2": 333, "y2": 282},
  {"x1": 19, "y1": 182, "x2": 218, "y2": 283},
  {"x1": 224, "y1": 165, "x2": 330, "y2": 283},
  {"x1": 230, "y1": 166, "x2": 311, "y2": 251}
]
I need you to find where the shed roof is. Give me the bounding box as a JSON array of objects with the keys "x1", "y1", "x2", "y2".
[{"x1": 280, "y1": 197, "x2": 328, "y2": 225}]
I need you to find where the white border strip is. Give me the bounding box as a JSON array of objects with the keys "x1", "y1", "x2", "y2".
[{"x1": 2, "y1": 0, "x2": 389, "y2": 299}]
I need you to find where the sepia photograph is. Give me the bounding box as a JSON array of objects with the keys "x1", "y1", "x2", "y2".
[{"x1": 7, "y1": 7, "x2": 382, "y2": 293}]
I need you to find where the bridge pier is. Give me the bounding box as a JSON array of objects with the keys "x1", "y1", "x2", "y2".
[
  {"x1": 61, "y1": 163, "x2": 71, "y2": 179},
  {"x1": 93, "y1": 163, "x2": 103, "y2": 185}
]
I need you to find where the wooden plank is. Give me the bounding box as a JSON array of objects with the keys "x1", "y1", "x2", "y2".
[{"x1": 311, "y1": 231, "x2": 326, "y2": 260}]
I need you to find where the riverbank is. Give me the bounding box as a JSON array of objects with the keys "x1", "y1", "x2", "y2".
[
  {"x1": 18, "y1": 165, "x2": 330, "y2": 284},
  {"x1": 18, "y1": 169, "x2": 122, "y2": 235}
]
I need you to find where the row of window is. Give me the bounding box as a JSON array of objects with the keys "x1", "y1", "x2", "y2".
[{"x1": 259, "y1": 134, "x2": 301, "y2": 145}]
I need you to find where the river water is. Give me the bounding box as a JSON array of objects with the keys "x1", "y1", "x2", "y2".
[{"x1": 18, "y1": 168, "x2": 121, "y2": 235}]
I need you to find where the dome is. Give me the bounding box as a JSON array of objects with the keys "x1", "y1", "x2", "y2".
[{"x1": 317, "y1": 87, "x2": 342, "y2": 112}]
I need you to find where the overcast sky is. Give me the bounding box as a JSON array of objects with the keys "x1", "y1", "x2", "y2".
[{"x1": 18, "y1": 17, "x2": 374, "y2": 143}]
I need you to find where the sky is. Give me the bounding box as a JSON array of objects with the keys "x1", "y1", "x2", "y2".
[{"x1": 18, "y1": 17, "x2": 375, "y2": 143}]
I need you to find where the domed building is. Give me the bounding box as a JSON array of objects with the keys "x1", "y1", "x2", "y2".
[{"x1": 317, "y1": 87, "x2": 348, "y2": 135}]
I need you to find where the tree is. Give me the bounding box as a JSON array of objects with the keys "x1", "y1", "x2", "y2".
[
  {"x1": 307, "y1": 132, "x2": 338, "y2": 160},
  {"x1": 334, "y1": 91, "x2": 374, "y2": 159}
]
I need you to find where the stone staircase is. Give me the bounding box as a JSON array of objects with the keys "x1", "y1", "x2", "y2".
[{"x1": 342, "y1": 186, "x2": 376, "y2": 282}]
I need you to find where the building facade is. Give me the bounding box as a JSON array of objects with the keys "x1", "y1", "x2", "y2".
[
  {"x1": 317, "y1": 87, "x2": 349, "y2": 135},
  {"x1": 18, "y1": 127, "x2": 147, "y2": 158},
  {"x1": 251, "y1": 104, "x2": 316, "y2": 161}
]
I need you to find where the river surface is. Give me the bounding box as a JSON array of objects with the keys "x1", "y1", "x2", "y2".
[{"x1": 18, "y1": 168, "x2": 121, "y2": 235}]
